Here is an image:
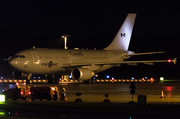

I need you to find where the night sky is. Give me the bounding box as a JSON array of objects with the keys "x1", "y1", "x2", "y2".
[{"x1": 0, "y1": 1, "x2": 179, "y2": 79}]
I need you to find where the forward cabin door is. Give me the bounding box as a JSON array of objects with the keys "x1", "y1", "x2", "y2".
[{"x1": 31, "y1": 52, "x2": 39, "y2": 63}]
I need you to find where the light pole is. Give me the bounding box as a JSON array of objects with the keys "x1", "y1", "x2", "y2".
[{"x1": 62, "y1": 34, "x2": 70, "y2": 49}]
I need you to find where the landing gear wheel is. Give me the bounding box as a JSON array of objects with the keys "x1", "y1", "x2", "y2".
[
  {"x1": 48, "y1": 78, "x2": 52, "y2": 84},
  {"x1": 26, "y1": 79, "x2": 30, "y2": 84},
  {"x1": 88, "y1": 79, "x2": 93, "y2": 84},
  {"x1": 84, "y1": 80, "x2": 89, "y2": 84},
  {"x1": 55, "y1": 79, "x2": 59, "y2": 84}
]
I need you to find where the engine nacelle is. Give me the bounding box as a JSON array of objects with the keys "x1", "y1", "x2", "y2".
[
  {"x1": 12, "y1": 70, "x2": 27, "y2": 79},
  {"x1": 71, "y1": 68, "x2": 94, "y2": 80}
]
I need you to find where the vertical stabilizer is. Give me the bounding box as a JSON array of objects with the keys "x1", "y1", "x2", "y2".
[{"x1": 104, "y1": 13, "x2": 136, "y2": 51}]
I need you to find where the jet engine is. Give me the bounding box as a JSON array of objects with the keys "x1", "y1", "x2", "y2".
[
  {"x1": 12, "y1": 70, "x2": 26, "y2": 79},
  {"x1": 71, "y1": 68, "x2": 94, "y2": 80}
]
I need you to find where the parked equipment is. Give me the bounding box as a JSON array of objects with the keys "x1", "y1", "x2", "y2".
[
  {"x1": 2, "y1": 83, "x2": 30, "y2": 100},
  {"x1": 31, "y1": 86, "x2": 59, "y2": 101}
]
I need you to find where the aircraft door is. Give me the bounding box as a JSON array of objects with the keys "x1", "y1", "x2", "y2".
[{"x1": 31, "y1": 52, "x2": 39, "y2": 63}]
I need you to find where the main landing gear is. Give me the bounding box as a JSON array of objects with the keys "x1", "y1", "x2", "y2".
[
  {"x1": 84, "y1": 79, "x2": 95, "y2": 84},
  {"x1": 48, "y1": 78, "x2": 59, "y2": 84}
]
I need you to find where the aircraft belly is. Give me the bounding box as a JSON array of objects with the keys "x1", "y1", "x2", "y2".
[{"x1": 95, "y1": 65, "x2": 114, "y2": 73}]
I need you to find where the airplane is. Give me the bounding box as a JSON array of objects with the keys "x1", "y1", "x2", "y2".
[{"x1": 7, "y1": 13, "x2": 176, "y2": 84}]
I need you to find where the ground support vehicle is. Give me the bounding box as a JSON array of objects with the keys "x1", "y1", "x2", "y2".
[
  {"x1": 2, "y1": 83, "x2": 31, "y2": 100},
  {"x1": 31, "y1": 86, "x2": 59, "y2": 101}
]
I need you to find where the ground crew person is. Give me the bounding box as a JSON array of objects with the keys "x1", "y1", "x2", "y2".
[
  {"x1": 53, "y1": 91, "x2": 58, "y2": 101},
  {"x1": 60, "y1": 87, "x2": 66, "y2": 101}
]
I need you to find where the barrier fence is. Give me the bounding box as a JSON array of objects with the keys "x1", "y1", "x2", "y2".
[{"x1": 0, "y1": 79, "x2": 154, "y2": 83}]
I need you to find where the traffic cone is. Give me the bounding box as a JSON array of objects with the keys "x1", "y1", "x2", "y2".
[{"x1": 160, "y1": 91, "x2": 166, "y2": 98}]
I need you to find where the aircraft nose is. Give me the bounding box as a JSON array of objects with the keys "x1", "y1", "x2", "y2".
[{"x1": 9, "y1": 59, "x2": 17, "y2": 67}]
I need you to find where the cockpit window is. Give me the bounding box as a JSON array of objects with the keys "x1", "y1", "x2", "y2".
[{"x1": 14, "y1": 55, "x2": 25, "y2": 58}]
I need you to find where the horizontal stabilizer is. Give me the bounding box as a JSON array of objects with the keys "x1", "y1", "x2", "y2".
[{"x1": 127, "y1": 51, "x2": 165, "y2": 56}]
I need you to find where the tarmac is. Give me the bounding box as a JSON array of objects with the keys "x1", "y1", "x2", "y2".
[{"x1": 0, "y1": 82, "x2": 180, "y2": 118}]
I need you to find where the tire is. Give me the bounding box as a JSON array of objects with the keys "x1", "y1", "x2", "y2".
[
  {"x1": 22, "y1": 96, "x2": 26, "y2": 100},
  {"x1": 88, "y1": 79, "x2": 93, "y2": 84},
  {"x1": 12, "y1": 95, "x2": 17, "y2": 100},
  {"x1": 48, "y1": 79, "x2": 52, "y2": 84},
  {"x1": 84, "y1": 80, "x2": 89, "y2": 84}
]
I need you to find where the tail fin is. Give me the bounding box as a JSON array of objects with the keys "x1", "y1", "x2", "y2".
[{"x1": 104, "y1": 13, "x2": 136, "y2": 51}]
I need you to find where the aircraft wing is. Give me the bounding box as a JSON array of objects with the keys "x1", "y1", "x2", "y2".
[
  {"x1": 94, "y1": 57, "x2": 177, "y2": 65},
  {"x1": 59, "y1": 57, "x2": 177, "y2": 68}
]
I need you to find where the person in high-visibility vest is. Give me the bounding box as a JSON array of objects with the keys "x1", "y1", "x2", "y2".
[{"x1": 60, "y1": 87, "x2": 66, "y2": 101}]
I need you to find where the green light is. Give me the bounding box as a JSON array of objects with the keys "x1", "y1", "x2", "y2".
[
  {"x1": 160, "y1": 77, "x2": 164, "y2": 81},
  {"x1": 0, "y1": 95, "x2": 5, "y2": 102},
  {"x1": 0, "y1": 112, "x2": 5, "y2": 115}
]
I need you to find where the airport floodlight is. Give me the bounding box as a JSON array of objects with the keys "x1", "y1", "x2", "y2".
[
  {"x1": 62, "y1": 34, "x2": 70, "y2": 49},
  {"x1": 160, "y1": 77, "x2": 164, "y2": 81}
]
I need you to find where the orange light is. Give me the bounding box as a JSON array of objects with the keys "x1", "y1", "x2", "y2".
[
  {"x1": 29, "y1": 92, "x2": 31, "y2": 94},
  {"x1": 21, "y1": 92, "x2": 23, "y2": 95},
  {"x1": 168, "y1": 59, "x2": 171, "y2": 62}
]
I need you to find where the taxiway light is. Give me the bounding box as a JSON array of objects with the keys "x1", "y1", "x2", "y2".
[
  {"x1": 69, "y1": 75, "x2": 72, "y2": 78},
  {"x1": 132, "y1": 77, "x2": 134, "y2": 80},
  {"x1": 160, "y1": 77, "x2": 164, "y2": 81}
]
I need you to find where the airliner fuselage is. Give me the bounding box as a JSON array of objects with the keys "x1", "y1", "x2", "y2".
[{"x1": 9, "y1": 48, "x2": 124, "y2": 75}]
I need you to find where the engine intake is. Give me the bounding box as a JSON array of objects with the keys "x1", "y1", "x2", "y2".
[{"x1": 71, "y1": 68, "x2": 94, "y2": 80}]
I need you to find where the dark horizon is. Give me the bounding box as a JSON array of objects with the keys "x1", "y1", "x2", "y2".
[{"x1": 0, "y1": 1, "x2": 179, "y2": 79}]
